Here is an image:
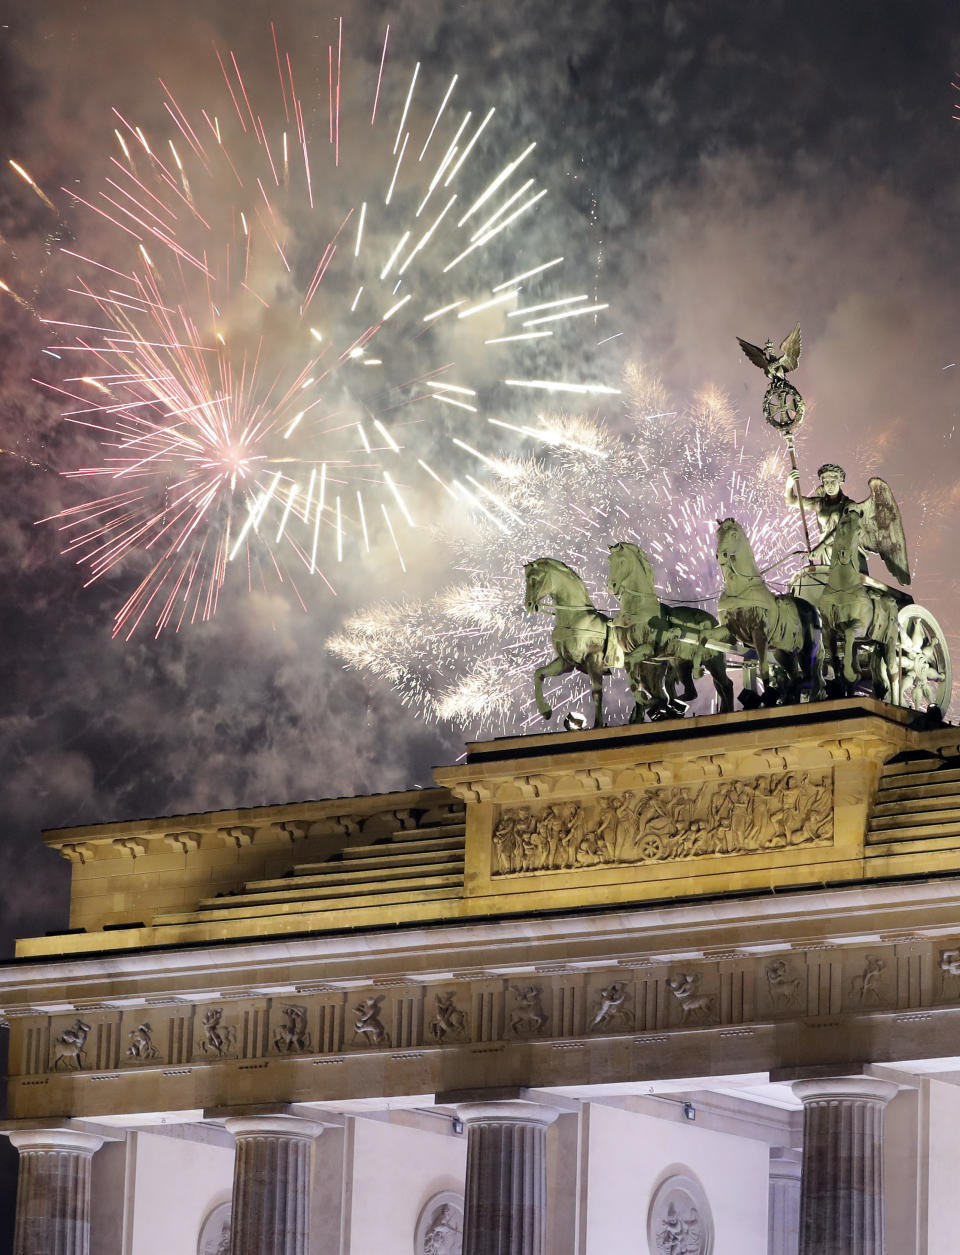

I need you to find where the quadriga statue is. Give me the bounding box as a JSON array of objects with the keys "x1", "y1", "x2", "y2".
[{"x1": 608, "y1": 541, "x2": 733, "y2": 720}]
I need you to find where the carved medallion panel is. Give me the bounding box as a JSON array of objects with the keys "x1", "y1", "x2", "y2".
[
  {"x1": 491, "y1": 773, "x2": 833, "y2": 876},
  {"x1": 647, "y1": 1171, "x2": 713, "y2": 1255},
  {"x1": 415, "y1": 1191, "x2": 464, "y2": 1255}
]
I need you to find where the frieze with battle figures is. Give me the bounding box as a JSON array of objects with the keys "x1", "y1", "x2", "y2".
[
  {"x1": 491, "y1": 773, "x2": 833, "y2": 876},
  {"x1": 19, "y1": 939, "x2": 960, "y2": 1079}
]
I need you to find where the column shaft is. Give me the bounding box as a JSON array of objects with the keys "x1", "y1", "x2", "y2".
[
  {"x1": 768, "y1": 1148, "x2": 802, "y2": 1255},
  {"x1": 458, "y1": 1101, "x2": 557, "y2": 1255},
  {"x1": 793, "y1": 1077, "x2": 898, "y2": 1255},
  {"x1": 8, "y1": 1130, "x2": 103, "y2": 1255},
  {"x1": 225, "y1": 1115, "x2": 323, "y2": 1255}
]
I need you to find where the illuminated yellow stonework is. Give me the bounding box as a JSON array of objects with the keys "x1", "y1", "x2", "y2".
[{"x1": 18, "y1": 697, "x2": 960, "y2": 960}]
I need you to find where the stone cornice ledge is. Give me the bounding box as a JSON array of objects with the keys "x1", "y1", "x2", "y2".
[{"x1": 4, "y1": 874, "x2": 960, "y2": 1010}]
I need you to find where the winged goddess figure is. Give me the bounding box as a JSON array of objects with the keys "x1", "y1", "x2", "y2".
[
  {"x1": 784, "y1": 463, "x2": 911, "y2": 585},
  {"x1": 737, "y1": 323, "x2": 802, "y2": 381}
]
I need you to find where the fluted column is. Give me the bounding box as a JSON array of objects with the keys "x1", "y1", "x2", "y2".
[
  {"x1": 792, "y1": 1077, "x2": 899, "y2": 1255},
  {"x1": 8, "y1": 1128, "x2": 104, "y2": 1255},
  {"x1": 224, "y1": 1114, "x2": 324, "y2": 1255},
  {"x1": 768, "y1": 1147, "x2": 802, "y2": 1255},
  {"x1": 458, "y1": 1101, "x2": 559, "y2": 1255}
]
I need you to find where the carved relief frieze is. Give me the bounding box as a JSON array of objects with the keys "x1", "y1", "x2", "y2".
[
  {"x1": 937, "y1": 946, "x2": 960, "y2": 1001},
  {"x1": 506, "y1": 984, "x2": 549, "y2": 1038},
  {"x1": 350, "y1": 994, "x2": 391, "y2": 1048},
  {"x1": 587, "y1": 981, "x2": 634, "y2": 1033},
  {"x1": 848, "y1": 954, "x2": 890, "y2": 1008},
  {"x1": 491, "y1": 772, "x2": 833, "y2": 875},
  {"x1": 429, "y1": 991, "x2": 469, "y2": 1043},
  {"x1": 197, "y1": 1006, "x2": 238, "y2": 1057},
  {"x1": 126, "y1": 1021, "x2": 160, "y2": 1062},
  {"x1": 667, "y1": 973, "x2": 717, "y2": 1025},
  {"x1": 273, "y1": 1004, "x2": 312, "y2": 1053},
  {"x1": 763, "y1": 958, "x2": 805, "y2": 1014},
  {"x1": 51, "y1": 1018, "x2": 92, "y2": 1071}
]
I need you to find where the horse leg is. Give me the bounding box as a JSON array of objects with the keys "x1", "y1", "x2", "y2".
[
  {"x1": 773, "y1": 649, "x2": 800, "y2": 704},
  {"x1": 624, "y1": 661, "x2": 648, "y2": 723},
  {"x1": 588, "y1": 662, "x2": 606, "y2": 729},
  {"x1": 706, "y1": 652, "x2": 735, "y2": 713},
  {"x1": 675, "y1": 659, "x2": 698, "y2": 703},
  {"x1": 534, "y1": 655, "x2": 570, "y2": 720}
]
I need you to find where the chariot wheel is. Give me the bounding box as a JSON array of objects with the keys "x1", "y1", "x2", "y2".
[
  {"x1": 896, "y1": 605, "x2": 953, "y2": 713},
  {"x1": 638, "y1": 834, "x2": 665, "y2": 860}
]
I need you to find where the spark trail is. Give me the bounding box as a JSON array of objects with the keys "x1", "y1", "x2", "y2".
[
  {"x1": 328, "y1": 363, "x2": 805, "y2": 735},
  {"x1": 10, "y1": 21, "x2": 619, "y2": 637}
]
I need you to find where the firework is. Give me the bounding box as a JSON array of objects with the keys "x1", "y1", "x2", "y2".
[
  {"x1": 328, "y1": 363, "x2": 805, "y2": 734},
  {"x1": 12, "y1": 21, "x2": 619, "y2": 637}
]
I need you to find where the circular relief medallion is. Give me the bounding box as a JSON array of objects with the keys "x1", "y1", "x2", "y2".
[
  {"x1": 414, "y1": 1190, "x2": 464, "y2": 1255},
  {"x1": 646, "y1": 1171, "x2": 713, "y2": 1255},
  {"x1": 197, "y1": 1202, "x2": 232, "y2": 1255}
]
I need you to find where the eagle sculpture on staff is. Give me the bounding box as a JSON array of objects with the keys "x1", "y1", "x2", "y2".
[{"x1": 736, "y1": 322, "x2": 803, "y2": 382}]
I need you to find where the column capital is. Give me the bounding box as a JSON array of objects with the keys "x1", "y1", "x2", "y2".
[
  {"x1": 7, "y1": 1128, "x2": 104, "y2": 1156},
  {"x1": 792, "y1": 1076, "x2": 899, "y2": 1105},
  {"x1": 456, "y1": 1100, "x2": 560, "y2": 1127},
  {"x1": 224, "y1": 1114, "x2": 326, "y2": 1141}
]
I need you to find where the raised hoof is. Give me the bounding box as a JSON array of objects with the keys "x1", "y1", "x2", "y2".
[{"x1": 738, "y1": 689, "x2": 763, "y2": 711}]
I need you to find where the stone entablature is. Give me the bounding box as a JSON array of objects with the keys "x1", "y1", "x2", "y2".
[{"x1": 8, "y1": 875, "x2": 960, "y2": 1121}]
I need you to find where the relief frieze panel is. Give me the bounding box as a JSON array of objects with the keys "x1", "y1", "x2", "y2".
[
  {"x1": 491, "y1": 772, "x2": 833, "y2": 876},
  {"x1": 22, "y1": 933, "x2": 960, "y2": 1086}
]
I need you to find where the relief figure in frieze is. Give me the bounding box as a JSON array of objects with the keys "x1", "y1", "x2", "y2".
[
  {"x1": 127, "y1": 1022, "x2": 160, "y2": 1060},
  {"x1": 765, "y1": 959, "x2": 803, "y2": 1010},
  {"x1": 199, "y1": 1007, "x2": 237, "y2": 1057},
  {"x1": 274, "y1": 1004, "x2": 311, "y2": 1053},
  {"x1": 588, "y1": 981, "x2": 633, "y2": 1032},
  {"x1": 508, "y1": 985, "x2": 548, "y2": 1037},
  {"x1": 352, "y1": 994, "x2": 391, "y2": 1047},
  {"x1": 430, "y1": 991, "x2": 468, "y2": 1043},
  {"x1": 53, "y1": 1019, "x2": 92, "y2": 1071}
]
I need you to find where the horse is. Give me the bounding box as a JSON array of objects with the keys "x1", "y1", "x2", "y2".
[
  {"x1": 608, "y1": 541, "x2": 734, "y2": 720},
  {"x1": 524, "y1": 557, "x2": 623, "y2": 728},
  {"x1": 818, "y1": 508, "x2": 900, "y2": 699},
  {"x1": 715, "y1": 518, "x2": 824, "y2": 705}
]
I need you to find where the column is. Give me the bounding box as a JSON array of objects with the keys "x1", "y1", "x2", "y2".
[
  {"x1": 457, "y1": 1101, "x2": 559, "y2": 1255},
  {"x1": 768, "y1": 1147, "x2": 802, "y2": 1255},
  {"x1": 224, "y1": 1114, "x2": 324, "y2": 1255},
  {"x1": 792, "y1": 1077, "x2": 899, "y2": 1255},
  {"x1": 8, "y1": 1127, "x2": 104, "y2": 1255}
]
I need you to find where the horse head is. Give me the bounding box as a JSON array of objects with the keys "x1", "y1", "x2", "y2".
[
  {"x1": 607, "y1": 541, "x2": 656, "y2": 599},
  {"x1": 523, "y1": 559, "x2": 547, "y2": 614},
  {"x1": 715, "y1": 517, "x2": 744, "y2": 564}
]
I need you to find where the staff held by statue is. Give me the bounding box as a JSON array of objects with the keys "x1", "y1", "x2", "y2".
[{"x1": 736, "y1": 322, "x2": 814, "y2": 562}]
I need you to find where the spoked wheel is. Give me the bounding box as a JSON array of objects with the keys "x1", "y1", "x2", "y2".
[{"x1": 896, "y1": 605, "x2": 953, "y2": 712}]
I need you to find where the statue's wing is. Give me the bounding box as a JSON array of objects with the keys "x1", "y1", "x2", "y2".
[
  {"x1": 859, "y1": 477, "x2": 911, "y2": 585},
  {"x1": 736, "y1": 336, "x2": 770, "y2": 371},
  {"x1": 777, "y1": 322, "x2": 802, "y2": 372}
]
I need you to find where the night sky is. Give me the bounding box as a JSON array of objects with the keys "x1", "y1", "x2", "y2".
[{"x1": 1, "y1": 0, "x2": 959, "y2": 963}]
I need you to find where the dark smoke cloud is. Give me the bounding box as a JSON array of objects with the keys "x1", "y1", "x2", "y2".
[{"x1": 0, "y1": 0, "x2": 959, "y2": 971}]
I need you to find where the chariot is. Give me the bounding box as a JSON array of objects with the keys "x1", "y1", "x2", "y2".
[{"x1": 787, "y1": 563, "x2": 952, "y2": 712}]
